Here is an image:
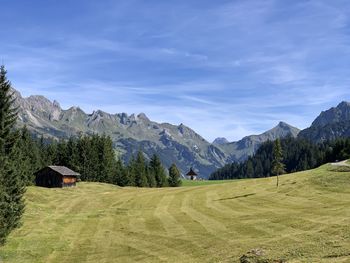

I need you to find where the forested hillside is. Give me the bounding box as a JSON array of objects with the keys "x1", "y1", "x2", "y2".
[{"x1": 210, "y1": 137, "x2": 350, "y2": 180}]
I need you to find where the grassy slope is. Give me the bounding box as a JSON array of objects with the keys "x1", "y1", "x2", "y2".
[
  {"x1": 181, "y1": 179, "x2": 236, "y2": 187},
  {"x1": 1, "y1": 165, "x2": 350, "y2": 262}
]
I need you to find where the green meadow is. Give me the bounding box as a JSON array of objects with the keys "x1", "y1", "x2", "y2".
[
  {"x1": 1, "y1": 164, "x2": 350, "y2": 262},
  {"x1": 181, "y1": 179, "x2": 236, "y2": 187}
]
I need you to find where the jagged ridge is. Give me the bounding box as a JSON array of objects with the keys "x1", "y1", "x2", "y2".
[
  {"x1": 13, "y1": 88, "x2": 300, "y2": 178},
  {"x1": 298, "y1": 101, "x2": 350, "y2": 143}
]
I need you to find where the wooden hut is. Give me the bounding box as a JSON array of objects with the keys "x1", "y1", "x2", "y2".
[
  {"x1": 186, "y1": 167, "x2": 198, "y2": 180},
  {"x1": 35, "y1": 166, "x2": 79, "y2": 188}
]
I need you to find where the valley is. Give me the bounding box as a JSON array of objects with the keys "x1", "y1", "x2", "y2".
[
  {"x1": 13, "y1": 88, "x2": 300, "y2": 178},
  {"x1": 1, "y1": 164, "x2": 350, "y2": 262}
]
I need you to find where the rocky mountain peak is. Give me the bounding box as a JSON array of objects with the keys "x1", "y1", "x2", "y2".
[
  {"x1": 118, "y1": 113, "x2": 129, "y2": 125},
  {"x1": 87, "y1": 110, "x2": 113, "y2": 123},
  {"x1": 213, "y1": 137, "x2": 229, "y2": 145},
  {"x1": 67, "y1": 106, "x2": 82, "y2": 112},
  {"x1": 277, "y1": 121, "x2": 289, "y2": 127},
  {"x1": 130, "y1": 114, "x2": 137, "y2": 121},
  {"x1": 298, "y1": 101, "x2": 350, "y2": 143},
  {"x1": 338, "y1": 101, "x2": 350, "y2": 107},
  {"x1": 24, "y1": 95, "x2": 62, "y2": 121},
  {"x1": 265, "y1": 121, "x2": 300, "y2": 139},
  {"x1": 178, "y1": 123, "x2": 186, "y2": 134},
  {"x1": 137, "y1": 113, "x2": 150, "y2": 122},
  {"x1": 311, "y1": 100, "x2": 350, "y2": 127},
  {"x1": 53, "y1": 100, "x2": 61, "y2": 108}
]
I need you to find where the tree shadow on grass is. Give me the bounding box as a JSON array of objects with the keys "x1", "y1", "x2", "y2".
[{"x1": 214, "y1": 193, "x2": 256, "y2": 201}]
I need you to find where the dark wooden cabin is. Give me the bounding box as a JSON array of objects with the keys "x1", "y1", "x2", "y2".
[
  {"x1": 35, "y1": 166, "x2": 80, "y2": 188},
  {"x1": 186, "y1": 167, "x2": 198, "y2": 180}
]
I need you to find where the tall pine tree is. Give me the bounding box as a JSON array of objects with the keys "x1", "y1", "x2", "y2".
[{"x1": 0, "y1": 65, "x2": 25, "y2": 244}]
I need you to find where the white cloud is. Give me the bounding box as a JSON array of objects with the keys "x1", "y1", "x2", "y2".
[{"x1": 3, "y1": 0, "x2": 350, "y2": 141}]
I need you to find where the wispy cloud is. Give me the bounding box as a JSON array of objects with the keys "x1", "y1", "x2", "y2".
[{"x1": 1, "y1": 0, "x2": 350, "y2": 141}]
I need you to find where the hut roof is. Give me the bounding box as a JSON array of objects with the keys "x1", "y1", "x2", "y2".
[
  {"x1": 186, "y1": 168, "x2": 197, "y2": 176},
  {"x1": 47, "y1": 166, "x2": 80, "y2": 176}
]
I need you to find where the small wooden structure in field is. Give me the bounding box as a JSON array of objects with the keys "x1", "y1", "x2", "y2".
[
  {"x1": 186, "y1": 167, "x2": 198, "y2": 180},
  {"x1": 35, "y1": 166, "x2": 79, "y2": 188}
]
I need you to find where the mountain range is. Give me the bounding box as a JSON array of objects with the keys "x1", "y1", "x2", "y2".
[
  {"x1": 12, "y1": 88, "x2": 302, "y2": 178},
  {"x1": 13, "y1": 86, "x2": 350, "y2": 178}
]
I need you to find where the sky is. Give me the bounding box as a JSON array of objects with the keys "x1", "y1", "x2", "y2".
[{"x1": 1, "y1": 0, "x2": 350, "y2": 142}]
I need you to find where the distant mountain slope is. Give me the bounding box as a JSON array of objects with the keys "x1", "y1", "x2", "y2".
[
  {"x1": 215, "y1": 122, "x2": 300, "y2": 161},
  {"x1": 298, "y1": 101, "x2": 350, "y2": 143},
  {"x1": 12, "y1": 88, "x2": 300, "y2": 178},
  {"x1": 13, "y1": 89, "x2": 228, "y2": 178}
]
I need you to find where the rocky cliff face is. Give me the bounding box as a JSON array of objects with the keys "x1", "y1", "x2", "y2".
[
  {"x1": 298, "y1": 101, "x2": 350, "y2": 143},
  {"x1": 12, "y1": 88, "x2": 300, "y2": 178}
]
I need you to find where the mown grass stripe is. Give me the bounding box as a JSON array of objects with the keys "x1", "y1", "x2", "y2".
[{"x1": 1, "y1": 165, "x2": 350, "y2": 262}]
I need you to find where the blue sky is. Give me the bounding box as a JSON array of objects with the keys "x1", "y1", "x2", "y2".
[{"x1": 2, "y1": 0, "x2": 350, "y2": 141}]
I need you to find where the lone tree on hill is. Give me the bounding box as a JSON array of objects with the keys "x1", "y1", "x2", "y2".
[
  {"x1": 168, "y1": 163, "x2": 182, "y2": 187},
  {"x1": 272, "y1": 139, "x2": 285, "y2": 187},
  {"x1": 0, "y1": 65, "x2": 25, "y2": 244}
]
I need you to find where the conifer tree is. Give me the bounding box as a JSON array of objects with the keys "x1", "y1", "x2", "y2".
[
  {"x1": 114, "y1": 159, "x2": 127, "y2": 186},
  {"x1": 127, "y1": 155, "x2": 137, "y2": 186},
  {"x1": 66, "y1": 137, "x2": 79, "y2": 172},
  {"x1": 99, "y1": 135, "x2": 117, "y2": 184},
  {"x1": 83, "y1": 135, "x2": 99, "y2": 181},
  {"x1": 168, "y1": 163, "x2": 182, "y2": 187},
  {"x1": 146, "y1": 165, "x2": 156, "y2": 187},
  {"x1": 272, "y1": 139, "x2": 285, "y2": 187},
  {"x1": 13, "y1": 127, "x2": 41, "y2": 185},
  {"x1": 246, "y1": 159, "x2": 254, "y2": 178},
  {"x1": 38, "y1": 135, "x2": 48, "y2": 167},
  {"x1": 57, "y1": 140, "x2": 69, "y2": 166},
  {"x1": 76, "y1": 136, "x2": 89, "y2": 181},
  {"x1": 134, "y1": 151, "x2": 148, "y2": 187},
  {"x1": 149, "y1": 154, "x2": 167, "y2": 187},
  {"x1": 0, "y1": 65, "x2": 25, "y2": 244}
]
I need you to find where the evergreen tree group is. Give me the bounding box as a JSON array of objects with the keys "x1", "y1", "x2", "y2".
[
  {"x1": 209, "y1": 136, "x2": 350, "y2": 180},
  {"x1": 14, "y1": 133, "x2": 172, "y2": 188}
]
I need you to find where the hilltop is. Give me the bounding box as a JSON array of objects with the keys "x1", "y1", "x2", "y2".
[{"x1": 1, "y1": 163, "x2": 350, "y2": 262}]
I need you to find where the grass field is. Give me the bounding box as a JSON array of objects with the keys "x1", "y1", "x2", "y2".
[
  {"x1": 181, "y1": 179, "x2": 236, "y2": 187},
  {"x1": 1, "y1": 164, "x2": 350, "y2": 262}
]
